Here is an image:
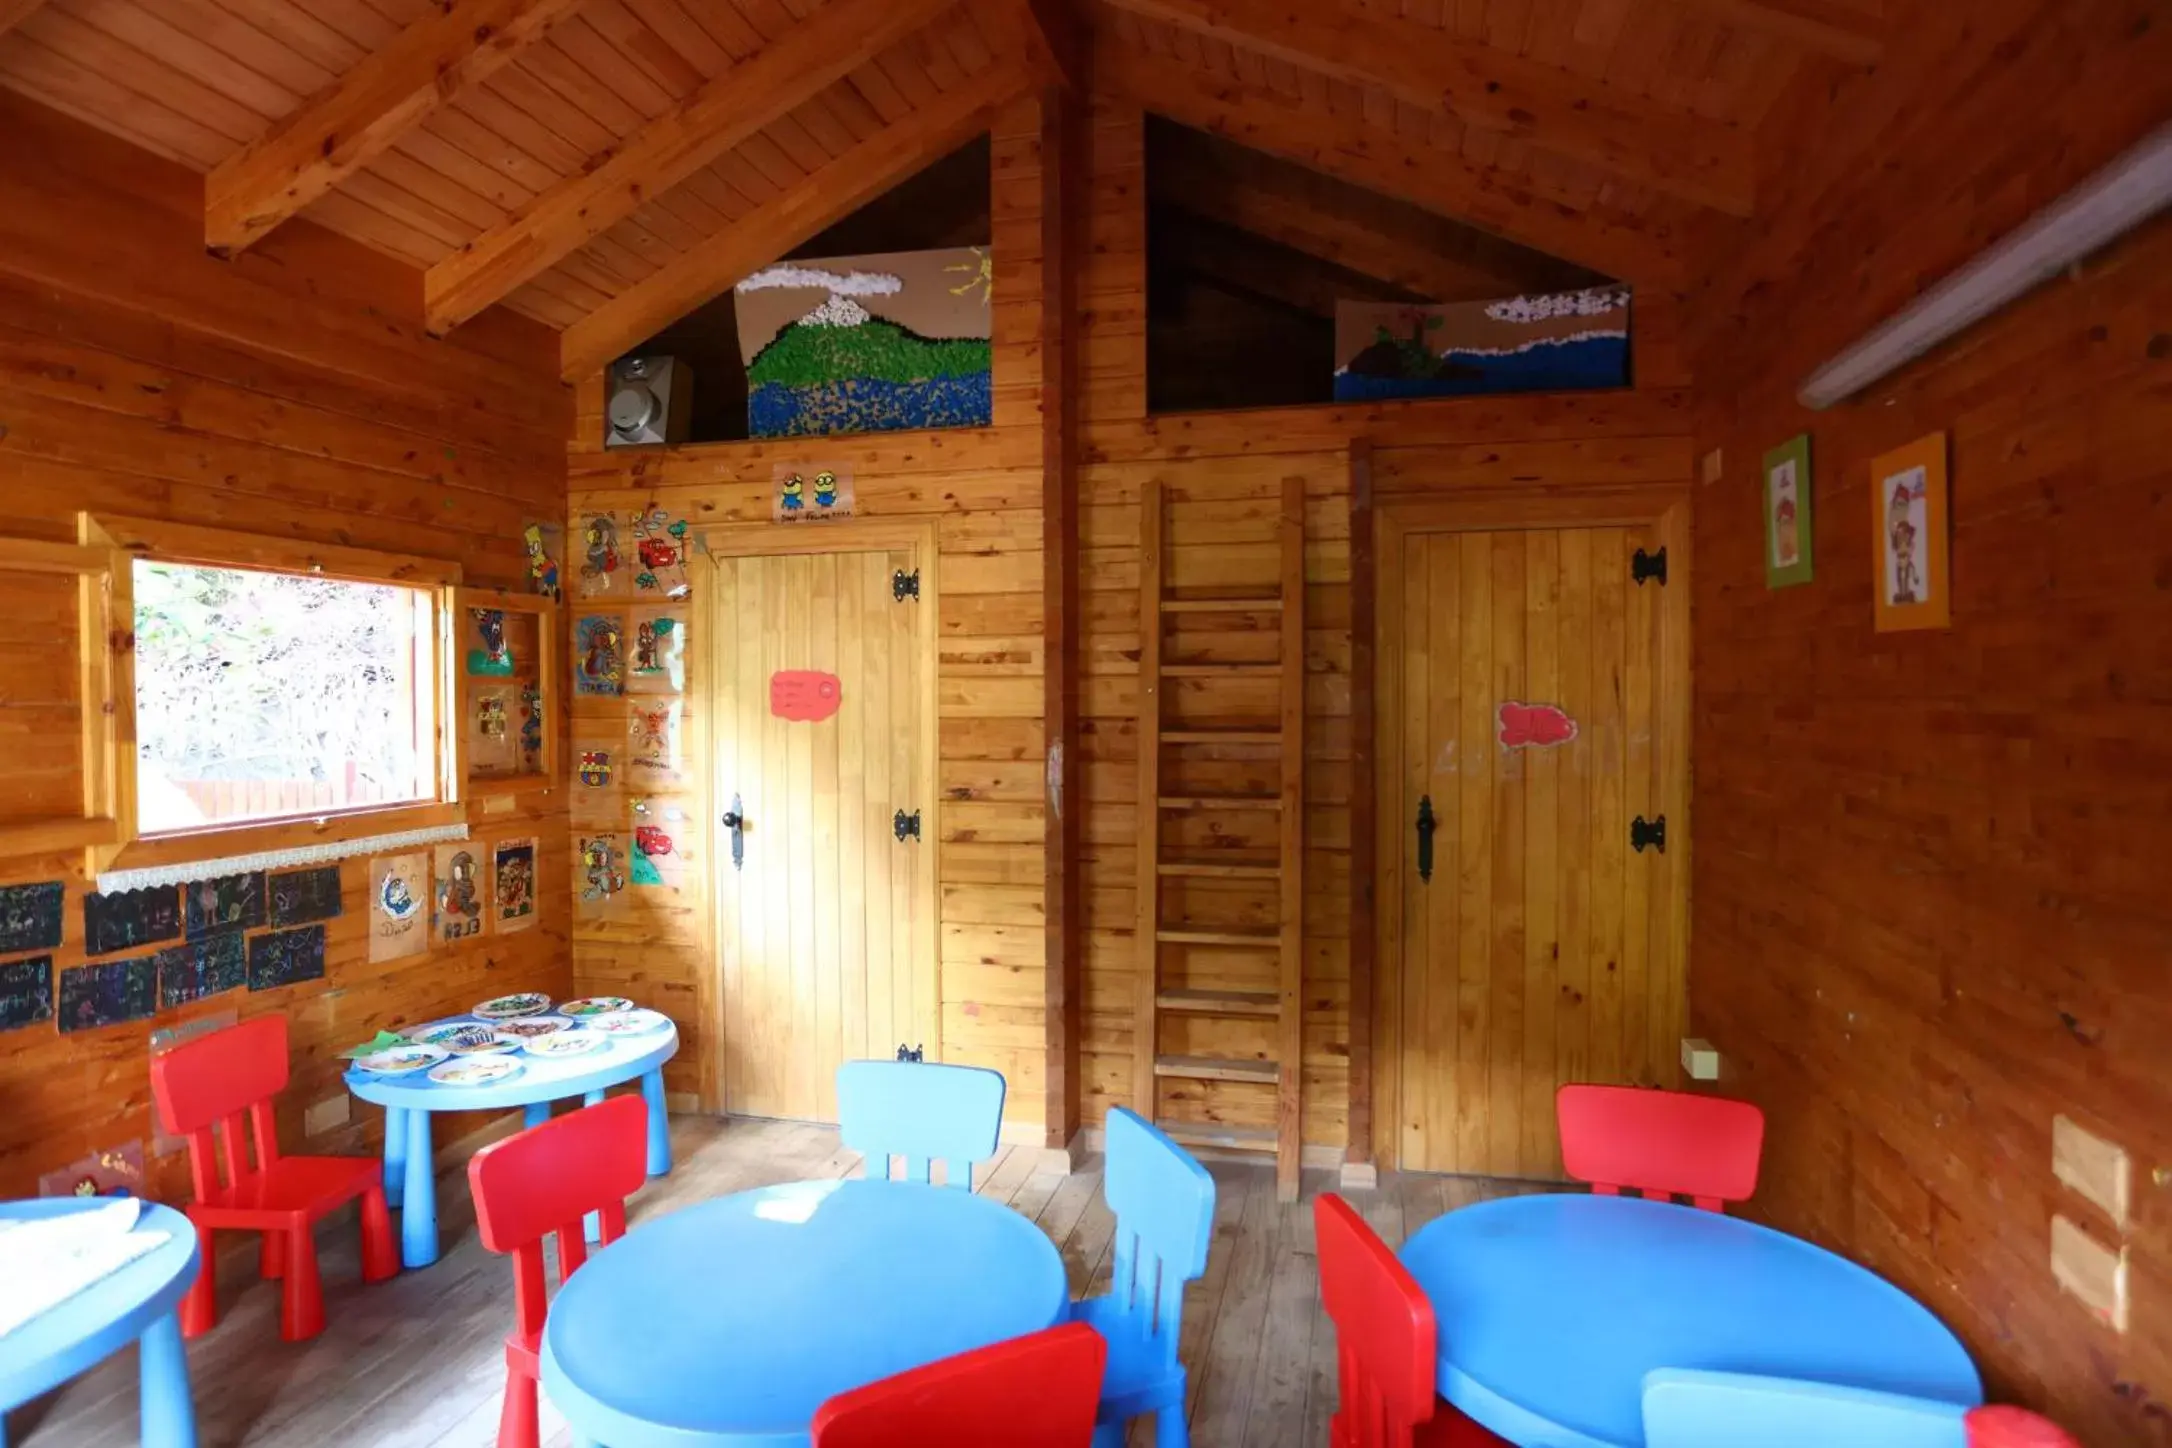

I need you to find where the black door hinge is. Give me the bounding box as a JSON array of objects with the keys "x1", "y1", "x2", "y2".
[
  {"x1": 1631, "y1": 547, "x2": 1668, "y2": 586},
  {"x1": 893, "y1": 808, "x2": 922, "y2": 842},
  {"x1": 893, "y1": 569, "x2": 920, "y2": 601},
  {"x1": 1631, "y1": 815, "x2": 1667, "y2": 853}
]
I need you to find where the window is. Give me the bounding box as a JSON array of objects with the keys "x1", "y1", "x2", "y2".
[{"x1": 132, "y1": 561, "x2": 443, "y2": 835}]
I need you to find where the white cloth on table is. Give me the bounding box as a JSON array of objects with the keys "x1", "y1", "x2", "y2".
[{"x1": 0, "y1": 1198, "x2": 172, "y2": 1338}]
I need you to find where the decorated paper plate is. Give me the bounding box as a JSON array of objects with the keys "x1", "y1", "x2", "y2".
[
  {"x1": 492, "y1": 1014, "x2": 574, "y2": 1041},
  {"x1": 427, "y1": 1056, "x2": 525, "y2": 1088},
  {"x1": 473, "y1": 992, "x2": 553, "y2": 1021},
  {"x1": 558, "y1": 996, "x2": 635, "y2": 1018},
  {"x1": 523, "y1": 1029, "x2": 606, "y2": 1059},
  {"x1": 414, "y1": 1022, "x2": 520, "y2": 1055},
  {"x1": 354, "y1": 1043, "x2": 449, "y2": 1076},
  {"x1": 585, "y1": 1008, "x2": 670, "y2": 1037}
]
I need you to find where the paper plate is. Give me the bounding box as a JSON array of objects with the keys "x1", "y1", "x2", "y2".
[
  {"x1": 427, "y1": 1056, "x2": 524, "y2": 1087},
  {"x1": 473, "y1": 992, "x2": 553, "y2": 1021},
  {"x1": 585, "y1": 1008, "x2": 670, "y2": 1037},
  {"x1": 524, "y1": 1029, "x2": 606, "y2": 1059},
  {"x1": 492, "y1": 1014, "x2": 574, "y2": 1040},
  {"x1": 414, "y1": 1022, "x2": 519, "y2": 1055},
  {"x1": 558, "y1": 996, "x2": 635, "y2": 1018},
  {"x1": 354, "y1": 1043, "x2": 449, "y2": 1076}
]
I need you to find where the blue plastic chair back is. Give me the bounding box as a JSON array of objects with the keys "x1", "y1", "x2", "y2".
[
  {"x1": 1644, "y1": 1370, "x2": 1970, "y2": 1448},
  {"x1": 836, "y1": 1059, "x2": 1006, "y2": 1190},
  {"x1": 1101, "y1": 1107, "x2": 1216, "y2": 1370}
]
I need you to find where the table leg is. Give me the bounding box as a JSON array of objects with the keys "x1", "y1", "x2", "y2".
[
  {"x1": 523, "y1": 1101, "x2": 551, "y2": 1129},
  {"x1": 582, "y1": 1089, "x2": 606, "y2": 1242},
  {"x1": 641, "y1": 1068, "x2": 672, "y2": 1177},
  {"x1": 381, "y1": 1105, "x2": 407, "y2": 1210},
  {"x1": 401, "y1": 1109, "x2": 438, "y2": 1269},
  {"x1": 138, "y1": 1311, "x2": 197, "y2": 1448}
]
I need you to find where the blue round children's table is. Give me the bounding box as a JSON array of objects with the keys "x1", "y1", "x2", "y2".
[
  {"x1": 540, "y1": 1178, "x2": 1069, "y2": 1446},
  {"x1": 344, "y1": 1016, "x2": 679, "y2": 1269},
  {"x1": 1400, "y1": 1194, "x2": 1983, "y2": 1448},
  {"x1": 0, "y1": 1198, "x2": 201, "y2": 1448}
]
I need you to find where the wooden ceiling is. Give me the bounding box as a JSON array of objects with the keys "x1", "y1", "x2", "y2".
[{"x1": 0, "y1": 0, "x2": 1881, "y2": 377}]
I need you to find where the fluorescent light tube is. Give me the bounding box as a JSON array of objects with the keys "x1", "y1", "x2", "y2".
[{"x1": 1798, "y1": 120, "x2": 2172, "y2": 410}]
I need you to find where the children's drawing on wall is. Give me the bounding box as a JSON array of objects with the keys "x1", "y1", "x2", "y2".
[
  {"x1": 575, "y1": 614, "x2": 625, "y2": 695},
  {"x1": 185, "y1": 872, "x2": 266, "y2": 938},
  {"x1": 627, "y1": 700, "x2": 684, "y2": 786},
  {"x1": 466, "y1": 608, "x2": 515, "y2": 675},
  {"x1": 39, "y1": 1141, "x2": 145, "y2": 1199},
  {"x1": 59, "y1": 956, "x2": 156, "y2": 1032},
  {"x1": 434, "y1": 845, "x2": 485, "y2": 942},
  {"x1": 519, "y1": 679, "x2": 545, "y2": 771},
  {"x1": 1763, "y1": 434, "x2": 1814, "y2": 589},
  {"x1": 577, "y1": 833, "x2": 629, "y2": 917},
  {"x1": 629, "y1": 509, "x2": 692, "y2": 598},
  {"x1": 247, "y1": 926, "x2": 326, "y2": 991},
  {"x1": 493, "y1": 838, "x2": 538, "y2": 933},
  {"x1": 0, "y1": 955, "x2": 53, "y2": 1032},
  {"x1": 1872, "y1": 432, "x2": 1951, "y2": 632},
  {"x1": 523, "y1": 522, "x2": 563, "y2": 601},
  {"x1": 83, "y1": 887, "x2": 182, "y2": 956},
  {"x1": 630, "y1": 796, "x2": 690, "y2": 890},
  {"x1": 470, "y1": 684, "x2": 518, "y2": 775},
  {"x1": 576, "y1": 512, "x2": 630, "y2": 599},
  {"x1": 0, "y1": 882, "x2": 63, "y2": 955},
  {"x1": 626, "y1": 609, "x2": 688, "y2": 694},
  {"x1": 269, "y1": 866, "x2": 342, "y2": 927},
  {"x1": 156, "y1": 933, "x2": 245, "y2": 1010},
  {"x1": 368, "y1": 852, "x2": 428, "y2": 963},
  {"x1": 736, "y1": 249, "x2": 993, "y2": 438},
  {"x1": 772, "y1": 462, "x2": 856, "y2": 523},
  {"x1": 1334, "y1": 286, "x2": 1631, "y2": 402}
]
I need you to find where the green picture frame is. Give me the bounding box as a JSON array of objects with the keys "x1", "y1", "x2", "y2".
[{"x1": 1763, "y1": 433, "x2": 1814, "y2": 588}]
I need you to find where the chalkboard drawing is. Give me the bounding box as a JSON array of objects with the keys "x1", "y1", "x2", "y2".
[
  {"x1": 247, "y1": 926, "x2": 327, "y2": 991},
  {"x1": 0, "y1": 882, "x2": 64, "y2": 955},
  {"x1": 185, "y1": 872, "x2": 266, "y2": 938},
  {"x1": 58, "y1": 956, "x2": 157, "y2": 1032}
]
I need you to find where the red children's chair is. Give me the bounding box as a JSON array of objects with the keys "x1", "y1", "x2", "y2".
[
  {"x1": 1555, "y1": 1084, "x2": 1765, "y2": 1212},
  {"x1": 811, "y1": 1323, "x2": 1107, "y2": 1448},
  {"x1": 148, "y1": 1012, "x2": 397, "y2": 1342},
  {"x1": 1967, "y1": 1406, "x2": 2083, "y2": 1448},
  {"x1": 468, "y1": 1093, "x2": 650, "y2": 1448},
  {"x1": 1315, "y1": 1194, "x2": 1510, "y2": 1448}
]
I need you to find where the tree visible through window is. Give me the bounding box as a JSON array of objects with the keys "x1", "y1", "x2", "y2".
[{"x1": 133, "y1": 561, "x2": 440, "y2": 834}]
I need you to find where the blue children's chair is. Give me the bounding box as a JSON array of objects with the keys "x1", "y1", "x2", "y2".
[
  {"x1": 1069, "y1": 1107, "x2": 1216, "y2": 1448},
  {"x1": 1643, "y1": 1370, "x2": 2078, "y2": 1448},
  {"x1": 836, "y1": 1059, "x2": 1006, "y2": 1190}
]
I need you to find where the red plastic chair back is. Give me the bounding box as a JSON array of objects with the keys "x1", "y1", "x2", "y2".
[
  {"x1": 1556, "y1": 1084, "x2": 1764, "y2": 1212},
  {"x1": 469, "y1": 1094, "x2": 650, "y2": 1345},
  {"x1": 150, "y1": 1013, "x2": 292, "y2": 1202},
  {"x1": 810, "y1": 1323, "x2": 1106, "y2": 1448},
  {"x1": 1966, "y1": 1406, "x2": 2082, "y2": 1448},
  {"x1": 1316, "y1": 1193, "x2": 1440, "y2": 1447}
]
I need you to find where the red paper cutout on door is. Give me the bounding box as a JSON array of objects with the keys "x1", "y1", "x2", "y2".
[
  {"x1": 770, "y1": 670, "x2": 842, "y2": 722},
  {"x1": 1498, "y1": 701, "x2": 1577, "y2": 749}
]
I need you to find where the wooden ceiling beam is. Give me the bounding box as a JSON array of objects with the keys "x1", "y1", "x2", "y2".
[
  {"x1": 1669, "y1": 0, "x2": 1883, "y2": 65},
  {"x1": 204, "y1": 0, "x2": 586, "y2": 257},
  {"x1": 0, "y1": 0, "x2": 51, "y2": 38},
  {"x1": 1097, "y1": 40, "x2": 1686, "y2": 288},
  {"x1": 559, "y1": 67, "x2": 1025, "y2": 383},
  {"x1": 1098, "y1": 0, "x2": 1755, "y2": 215},
  {"x1": 995, "y1": 0, "x2": 1084, "y2": 92},
  {"x1": 425, "y1": 0, "x2": 957, "y2": 336}
]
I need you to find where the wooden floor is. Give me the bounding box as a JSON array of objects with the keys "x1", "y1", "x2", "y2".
[{"x1": 8, "y1": 1117, "x2": 1545, "y2": 1448}]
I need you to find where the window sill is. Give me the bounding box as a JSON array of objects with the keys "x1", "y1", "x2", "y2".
[{"x1": 110, "y1": 800, "x2": 463, "y2": 873}]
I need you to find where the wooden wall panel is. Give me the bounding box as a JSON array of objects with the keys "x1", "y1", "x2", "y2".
[
  {"x1": 0, "y1": 96, "x2": 575, "y2": 1200},
  {"x1": 1685, "y1": 3, "x2": 2172, "y2": 1439}
]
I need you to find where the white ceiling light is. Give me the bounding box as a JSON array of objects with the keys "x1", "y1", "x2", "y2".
[{"x1": 1799, "y1": 120, "x2": 2172, "y2": 410}]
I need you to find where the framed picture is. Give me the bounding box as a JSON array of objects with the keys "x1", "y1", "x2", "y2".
[
  {"x1": 1871, "y1": 432, "x2": 1952, "y2": 632},
  {"x1": 1763, "y1": 434, "x2": 1813, "y2": 589}
]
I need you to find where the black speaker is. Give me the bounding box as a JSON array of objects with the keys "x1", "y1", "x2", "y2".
[{"x1": 605, "y1": 355, "x2": 691, "y2": 448}]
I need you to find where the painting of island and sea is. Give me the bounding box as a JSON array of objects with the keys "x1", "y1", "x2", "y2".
[
  {"x1": 1333, "y1": 286, "x2": 1632, "y2": 401},
  {"x1": 734, "y1": 247, "x2": 992, "y2": 438}
]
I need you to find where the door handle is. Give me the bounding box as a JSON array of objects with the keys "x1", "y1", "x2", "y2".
[
  {"x1": 722, "y1": 794, "x2": 745, "y2": 871},
  {"x1": 1415, "y1": 795, "x2": 1437, "y2": 883}
]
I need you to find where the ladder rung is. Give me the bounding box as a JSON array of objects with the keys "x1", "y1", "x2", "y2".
[
  {"x1": 1158, "y1": 795, "x2": 1283, "y2": 811},
  {"x1": 1161, "y1": 663, "x2": 1282, "y2": 677},
  {"x1": 1163, "y1": 730, "x2": 1281, "y2": 745},
  {"x1": 1161, "y1": 597, "x2": 1283, "y2": 614},
  {"x1": 1158, "y1": 859, "x2": 1281, "y2": 879},
  {"x1": 1157, "y1": 988, "x2": 1280, "y2": 1017},
  {"x1": 1153, "y1": 1053, "x2": 1279, "y2": 1084},
  {"x1": 1156, "y1": 929, "x2": 1278, "y2": 948},
  {"x1": 1158, "y1": 1121, "x2": 1280, "y2": 1153}
]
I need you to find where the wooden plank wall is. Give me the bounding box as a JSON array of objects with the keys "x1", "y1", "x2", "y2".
[
  {"x1": 1682, "y1": 3, "x2": 2172, "y2": 1439},
  {"x1": 0, "y1": 94, "x2": 574, "y2": 1199},
  {"x1": 565, "y1": 94, "x2": 1061, "y2": 1141},
  {"x1": 1075, "y1": 98, "x2": 1696, "y2": 1158}
]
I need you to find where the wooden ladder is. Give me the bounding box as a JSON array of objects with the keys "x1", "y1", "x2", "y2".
[{"x1": 1134, "y1": 477, "x2": 1305, "y2": 1201}]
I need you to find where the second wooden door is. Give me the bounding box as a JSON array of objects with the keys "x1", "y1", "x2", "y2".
[{"x1": 709, "y1": 546, "x2": 933, "y2": 1124}]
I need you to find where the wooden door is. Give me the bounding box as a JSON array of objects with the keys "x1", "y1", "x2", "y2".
[
  {"x1": 709, "y1": 546, "x2": 932, "y2": 1123},
  {"x1": 1391, "y1": 524, "x2": 1682, "y2": 1178}
]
